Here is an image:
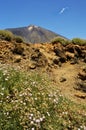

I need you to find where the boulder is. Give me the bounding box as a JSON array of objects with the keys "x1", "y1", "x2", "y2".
[
  {"x1": 78, "y1": 71, "x2": 86, "y2": 80},
  {"x1": 74, "y1": 45, "x2": 82, "y2": 57},
  {"x1": 29, "y1": 63, "x2": 36, "y2": 69},
  {"x1": 75, "y1": 80, "x2": 86, "y2": 92},
  {"x1": 31, "y1": 49, "x2": 48, "y2": 67},
  {"x1": 65, "y1": 44, "x2": 75, "y2": 53},
  {"x1": 65, "y1": 52, "x2": 75, "y2": 60},
  {"x1": 75, "y1": 92, "x2": 86, "y2": 99},
  {"x1": 60, "y1": 77, "x2": 67, "y2": 82},
  {"x1": 53, "y1": 58, "x2": 59, "y2": 65},
  {"x1": 14, "y1": 55, "x2": 21, "y2": 63},
  {"x1": 54, "y1": 47, "x2": 66, "y2": 63}
]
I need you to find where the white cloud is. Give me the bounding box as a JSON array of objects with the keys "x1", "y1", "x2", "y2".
[{"x1": 59, "y1": 7, "x2": 69, "y2": 14}]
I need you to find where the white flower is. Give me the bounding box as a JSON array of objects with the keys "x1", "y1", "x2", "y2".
[
  {"x1": 23, "y1": 102, "x2": 26, "y2": 105},
  {"x1": 41, "y1": 93, "x2": 44, "y2": 96},
  {"x1": 30, "y1": 113, "x2": 34, "y2": 117},
  {"x1": 6, "y1": 112, "x2": 9, "y2": 115},
  {"x1": 62, "y1": 112, "x2": 65, "y2": 114},
  {"x1": 80, "y1": 126, "x2": 83, "y2": 128},
  {"x1": 62, "y1": 111, "x2": 68, "y2": 115},
  {"x1": 20, "y1": 101, "x2": 23, "y2": 103},
  {"x1": 42, "y1": 115, "x2": 45, "y2": 119},
  {"x1": 65, "y1": 112, "x2": 68, "y2": 115},
  {"x1": 2, "y1": 87, "x2": 5, "y2": 90},
  {"x1": 84, "y1": 126, "x2": 86, "y2": 130},
  {"x1": 48, "y1": 94, "x2": 51, "y2": 97},
  {"x1": 11, "y1": 100, "x2": 14, "y2": 103},
  {"x1": 33, "y1": 117, "x2": 36, "y2": 121},
  {"x1": 78, "y1": 129, "x2": 80, "y2": 130},
  {"x1": 0, "y1": 93, "x2": 4, "y2": 96},
  {"x1": 4, "y1": 112, "x2": 6, "y2": 115},
  {"x1": 53, "y1": 99, "x2": 58, "y2": 103},
  {"x1": 31, "y1": 128, "x2": 35, "y2": 130},
  {"x1": 40, "y1": 117, "x2": 43, "y2": 122},
  {"x1": 35, "y1": 119, "x2": 40, "y2": 123},
  {"x1": 6, "y1": 96, "x2": 9, "y2": 99},
  {"x1": 19, "y1": 94, "x2": 22, "y2": 97},
  {"x1": 30, "y1": 121, "x2": 34, "y2": 124},
  {"x1": 29, "y1": 116, "x2": 32, "y2": 120},
  {"x1": 32, "y1": 81, "x2": 36, "y2": 85},
  {"x1": 34, "y1": 97, "x2": 37, "y2": 100},
  {"x1": 29, "y1": 93, "x2": 32, "y2": 96},
  {"x1": 5, "y1": 78, "x2": 8, "y2": 81},
  {"x1": 47, "y1": 112, "x2": 50, "y2": 116}
]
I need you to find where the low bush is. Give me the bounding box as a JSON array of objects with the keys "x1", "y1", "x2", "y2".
[
  {"x1": 0, "y1": 30, "x2": 13, "y2": 41},
  {"x1": 51, "y1": 37, "x2": 70, "y2": 45},
  {"x1": 51, "y1": 37, "x2": 65, "y2": 44},
  {"x1": 72, "y1": 38, "x2": 86, "y2": 45},
  {"x1": 0, "y1": 30, "x2": 24, "y2": 43},
  {"x1": 14, "y1": 36, "x2": 24, "y2": 43}
]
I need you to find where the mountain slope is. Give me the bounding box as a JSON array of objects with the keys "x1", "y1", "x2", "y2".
[{"x1": 6, "y1": 25, "x2": 67, "y2": 43}]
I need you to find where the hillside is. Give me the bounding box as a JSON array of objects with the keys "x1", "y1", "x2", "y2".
[
  {"x1": 0, "y1": 39, "x2": 86, "y2": 129},
  {"x1": 6, "y1": 25, "x2": 67, "y2": 43},
  {"x1": 0, "y1": 39, "x2": 86, "y2": 102}
]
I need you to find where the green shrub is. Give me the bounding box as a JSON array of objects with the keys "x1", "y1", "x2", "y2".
[
  {"x1": 0, "y1": 30, "x2": 13, "y2": 41},
  {"x1": 72, "y1": 38, "x2": 86, "y2": 45},
  {"x1": 14, "y1": 36, "x2": 24, "y2": 43},
  {"x1": 51, "y1": 37, "x2": 70, "y2": 45},
  {"x1": 0, "y1": 30, "x2": 24, "y2": 43}
]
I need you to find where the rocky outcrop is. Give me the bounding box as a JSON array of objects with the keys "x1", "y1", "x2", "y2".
[
  {"x1": 78, "y1": 70, "x2": 86, "y2": 80},
  {"x1": 75, "y1": 67, "x2": 86, "y2": 93},
  {"x1": 30, "y1": 49, "x2": 48, "y2": 68},
  {"x1": 0, "y1": 40, "x2": 86, "y2": 70}
]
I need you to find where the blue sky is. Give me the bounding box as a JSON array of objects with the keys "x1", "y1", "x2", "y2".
[{"x1": 0, "y1": 0, "x2": 86, "y2": 39}]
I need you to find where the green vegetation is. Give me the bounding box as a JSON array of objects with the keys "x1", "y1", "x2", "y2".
[
  {"x1": 72, "y1": 38, "x2": 86, "y2": 45},
  {"x1": 0, "y1": 30, "x2": 13, "y2": 41},
  {"x1": 51, "y1": 37, "x2": 86, "y2": 46},
  {"x1": 0, "y1": 68, "x2": 86, "y2": 130},
  {"x1": 14, "y1": 36, "x2": 24, "y2": 43},
  {"x1": 0, "y1": 30, "x2": 24, "y2": 43},
  {"x1": 51, "y1": 37, "x2": 70, "y2": 45}
]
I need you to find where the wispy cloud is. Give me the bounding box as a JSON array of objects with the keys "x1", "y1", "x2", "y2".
[{"x1": 59, "y1": 7, "x2": 69, "y2": 14}]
